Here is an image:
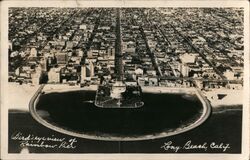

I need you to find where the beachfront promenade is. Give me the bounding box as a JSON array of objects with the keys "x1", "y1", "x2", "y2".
[{"x1": 28, "y1": 84, "x2": 211, "y2": 141}]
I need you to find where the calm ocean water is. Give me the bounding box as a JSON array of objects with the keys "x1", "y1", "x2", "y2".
[{"x1": 35, "y1": 91, "x2": 203, "y2": 136}]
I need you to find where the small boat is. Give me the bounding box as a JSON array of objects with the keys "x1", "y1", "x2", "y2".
[{"x1": 83, "y1": 100, "x2": 94, "y2": 103}]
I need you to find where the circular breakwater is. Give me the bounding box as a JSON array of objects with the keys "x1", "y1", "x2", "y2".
[{"x1": 29, "y1": 85, "x2": 211, "y2": 141}]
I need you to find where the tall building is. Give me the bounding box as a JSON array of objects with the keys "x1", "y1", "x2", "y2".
[
  {"x1": 81, "y1": 64, "x2": 86, "y2": 83},
  {"x1": 56, "y1": 52, "x2": 68, "y2": 65},
  {"x1": 84, "y1": 59, "x2": 95, "y2": 78},
  {"x1": 223, "y1": 69, "x2": 235, "y2": 80},
  {"x1": 30, "y1": 48, "x2": 37, "y2": 57},
  {"x1": 48, "y1": 67, "x2": 60, "y2": 83},
  {"x1": 78, "y1": 50, "x2": 84, "y2": 57},
  {"x1": 89, "y1": 60, "x2": 94, "y2": 77},
  {"x1": 41, "y1": 57, "x2": 48, "y2": 72},
  {"x1": 181, "y1": 63, "x2": 189, "y2": 77},
  {"x1": 180, "y1": 53, "x2": 196, "y2": 64},
  {"x1": 79, "y1": 24, "x2": 87, "y2": 30},
  {"x1": 31, "y1": 65, "x2": 42, "y2": 85}
]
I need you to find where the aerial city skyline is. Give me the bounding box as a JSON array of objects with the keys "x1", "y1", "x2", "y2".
[{"x1": 8, "y1": 8, "x2": 243, "y2": 91}]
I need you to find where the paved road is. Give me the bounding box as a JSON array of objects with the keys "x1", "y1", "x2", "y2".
[{"x1": 115, "y1": 8, "x2": 124, "y2": 81}]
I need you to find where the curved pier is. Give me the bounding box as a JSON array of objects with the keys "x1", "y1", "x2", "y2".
[{"x1": 29, "y1": 85, "x2": 211, "y2": 141}]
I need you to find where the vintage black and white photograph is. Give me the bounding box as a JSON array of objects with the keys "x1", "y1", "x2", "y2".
[{"x1": 1, "y1": 0, "x2": 249, "y2": 159}]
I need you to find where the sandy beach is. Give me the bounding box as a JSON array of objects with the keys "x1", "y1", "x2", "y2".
[
  {"x1": 141, "y1": 86, "x2": 195, "y2": 94},
  {"x1": 43, "y1": 84, "x2": 98, "y2": 93},
  {"x1": 8, "y1": 83, "x2": 40, "y2": 111},
  {"x1": 203, "y1": 89, "x2": 243, "y2": 107},
  {"x1": 8, "y1": 83, "x2": 98, "y2": 111}
]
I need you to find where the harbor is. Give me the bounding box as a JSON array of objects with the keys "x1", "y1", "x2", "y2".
[{"x1": 23, "y1": 83, "x2": 211, "y2": 141}]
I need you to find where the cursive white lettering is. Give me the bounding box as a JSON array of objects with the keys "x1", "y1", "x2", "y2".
[
  {"x1": 59, "y1": 138, "x2": 77, "y2": 149},
  {"x1": 160, "y1": 141, "x2": 181, "y2": 152},
  {"x1": 210, "y1": 142, "x2": 230, "y2": 152},
  {"x1": 11, "y1": 131, "x2": 77, "y2": 150},
  {"x1": 183, "y1": 140, "x2": 208, "y2": 151},
  {"x1": 20, "y1": 140, "x2": 58, "y2": 148}
]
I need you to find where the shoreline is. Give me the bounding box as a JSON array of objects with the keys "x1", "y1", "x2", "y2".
[
  {"x1": 42, "y1": 84, "x2": 196, "y2": 94},
  {"x1": 42, "y1": 84, "x2": 242, "y2": 107},
  {"x1": 8, "y1": 82, "x2": 243, "y2": 112},
  {"x1": 141, "y1": 86, "x2": 195, "y2": 94}
]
